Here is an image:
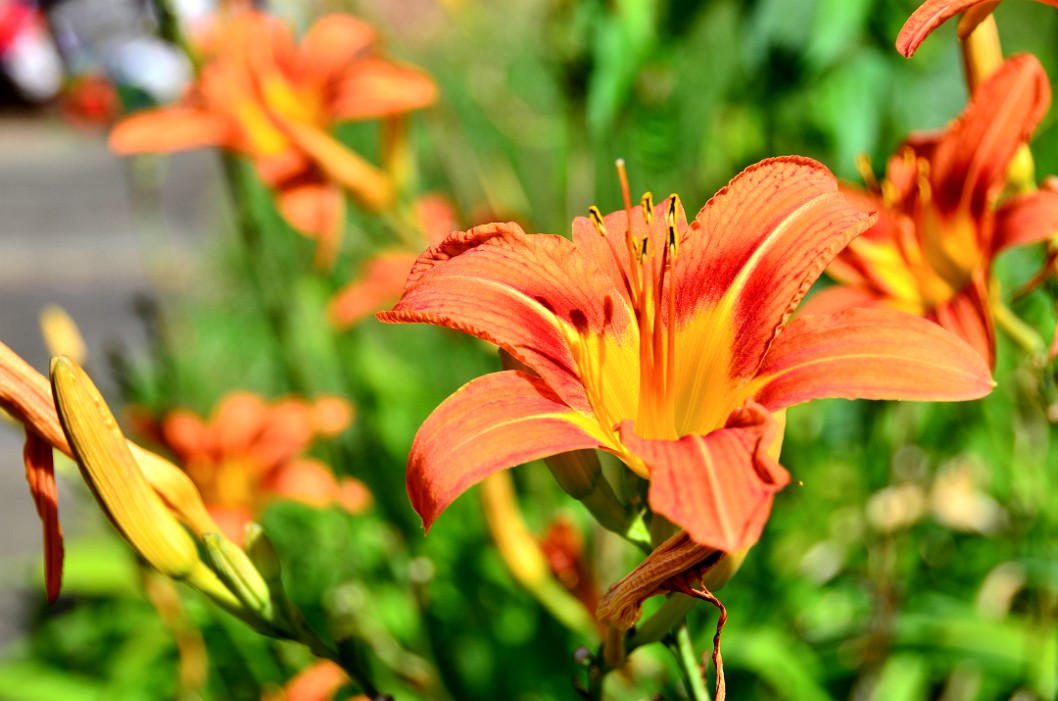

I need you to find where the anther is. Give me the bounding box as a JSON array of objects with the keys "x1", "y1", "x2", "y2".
[
  {"x1": 917, "y1": 159, "x2": 932, "y2": 205},
  {"x1": 855, "y1": 153, "x2": 879, "y2": 194},
  {"x1": 588, "y1": 206, "x2": 608, "y2": 237},
  {"x1": 665, "y1": 194, "x2": 679, "y2": 254},
  {"x1": 640, "y1": 193, "x2": 654, "y2": 225}
]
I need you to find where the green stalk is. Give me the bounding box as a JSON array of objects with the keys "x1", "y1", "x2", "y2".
[
  {"x1": 667, "y1": 622, "x2": 712, "y2": 701},
  {"x1": 628, "y1": 593, "x2": 697, "y2": 649},
  {"x1": 994, "y1": 299, "x2": 1045, "y2": 359}
]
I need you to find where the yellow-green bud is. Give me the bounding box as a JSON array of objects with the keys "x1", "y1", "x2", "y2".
[
  {"x1": 202, "y1": 533, "x2": 274, "y2": 623},
  {"x1": 50, "y1": 357, "x2": 199, "y2": 580}
]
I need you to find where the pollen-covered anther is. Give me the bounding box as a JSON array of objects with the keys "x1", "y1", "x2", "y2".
[
  {"x1": 588, "y1": 206, "x2": 608, "y2": 237},
  {"x1": 917, "y1": 159, "x2": 932, "y2": 204},
  {"x1": 856, "y1": 153, "x2": 880, "y2": 195},
  {"x1": 665, "y1": 193, "x2": 680, "y2": 256}
]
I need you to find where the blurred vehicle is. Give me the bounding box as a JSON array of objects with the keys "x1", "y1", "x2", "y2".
[
  {"x1": 43, "y1": 0, "x2": 192, "y2": 109},
  {"x1": 0, "y1": 0, "x2": 62, "y2": 103}
]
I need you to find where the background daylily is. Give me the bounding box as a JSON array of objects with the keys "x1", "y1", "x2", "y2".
[
  {"x1": 898, "y1": 0, "x2": 1058, "y2": 57},
  {"x1": 807, "y1": 55, "x2": 1058, "y2": 367},
  {"x1": 108, "y1": 9, "x2": 437, "y2": 266},
  {"x1": 138, "y1": 391, "x2": 369, "y2": 544},
  {"x1": 380, "y1": 156, "x2": 993, "y2": 555}
]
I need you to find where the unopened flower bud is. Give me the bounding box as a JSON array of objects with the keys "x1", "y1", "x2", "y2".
[
  {"x1": 40, "y1": 306, "x2": 86, "y2": 365},
  {"x1": 244, "y1": 523, "x2": 282, "y2": 586},
  {"x1": 203, "y1": 533, "x2": 274, "y2": 623},
  {"x1": 50, "y1": 357, "x2": 199, "y2": 580}
]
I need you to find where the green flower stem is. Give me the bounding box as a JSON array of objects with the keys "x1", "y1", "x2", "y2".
[
  {"x1": 628, "y1": 593, "x2": 697, "y2": 649},
  {"x1": 220, "y1": 156, "x2": 311, "y2": 392},
  {"x1": 149, "y1": 0, "x2": 201, "y2": 72},
  {"x1": 304, "y1": 635, "x2": 385, "y2": 700},
  {"x1": 995, "y1": 299, "x2": 1045, "y2": 359},
  {"x1": 668, "y1": 621, "x2": 712, "y2": 701}
]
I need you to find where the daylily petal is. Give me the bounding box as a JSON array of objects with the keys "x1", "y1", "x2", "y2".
[
  {"x1": 254, "y1": 149, "x2": 314, "y2": 188},
  {"x1": 335, "y1": 477, "x2": 372, "y2": 514},
  {"x1": 668, "y1": 157, "x2": 876, "y2": 435},
  {"x1": 0, "y1": 341, "x2": 68, "y2": 450},
  {"x1": 213, "y1": 392, "x2": 269, "y2": 459},
  {"x1": 800, "y1": 285, "x2": 891, "y2": 316},
  {"x1": 379, "y1": 223, "x2": 636, "y2": 414},
  {"x1": 263, "y1": 458, "x2": 343, "y2": 508},
  {"x1": 278, "y1": 119, "x2": 393, "y2": 210},
  {"x1": 930, "y1": 54, "x2": 1050, "y2": 227},
  {"x1": 825, "y1": 226, "x2": 930, "y2": 309},
  {"x1": 407, "y1": 370, "x2": 603, "y2": 532},
  {"x1": 621, "y1": 402, "x2": 789, "y2": 553},
  {"x1": 678, "y1": 156, "x2": 877, "y2": 378},
  {"x1": 328, "y1": 251, "x2": 418, "y2": 328},
  {"x1": 109, "y1": 108, "x2": 236, "y2": 154},
  {"x1": 160, "y1": 410, "x2": 210, "y2": 461},
  {"x1": 753, "y1": 307, "x2": 994, "y2": 411},
  {"x1": 275, "y1": 179, "x2": 345, "y2": 268},
  {"x1": 415, "y1": 193, "x2": 461, "y2": 246},
  {"x1": 23, "y1": 430, "x2": 63, "y2": 602},
  {"x1": 328, "y1": 57, "x2": 438, "y2": 121},
  {"x1": 992, "y1": 179, "x2": 1058, "y2": 254},
  {"x1": 280, "y1": 660, "x2": 350, "y2": 701},
  {"x1": 297, "y1": 15, "x2": 376, "y2": 89},
  {"x1": 252, "y1": 400, "x2": 316, "y2": 470},
  {"x1": 931, "y1": 275, "x2": 996, "y2": 369},
  {"x1": 310, "y1": 396, "x2": 354, "y2": 437},
  {"x1": 896, "y1": 1, "x2": 1057, "y2": 58}
]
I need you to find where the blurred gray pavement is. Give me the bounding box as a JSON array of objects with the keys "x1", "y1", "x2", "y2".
[{"x1": 0, "y1": 113, "x2": 222, "y2": 646}]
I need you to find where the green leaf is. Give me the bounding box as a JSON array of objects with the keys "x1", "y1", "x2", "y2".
[
  {"x1": 0, "y1": 662, "x2": 106, "y2": 701},
  {"x1": 586, "y1": 0, "x2": 658, "y2": 138}
]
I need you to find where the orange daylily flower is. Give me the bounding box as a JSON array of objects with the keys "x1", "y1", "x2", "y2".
[
  {"x1": 808, "y1": 55, "x2": 1058, "y2": 368},
  {"x1": 109, "y1": 10, "x2": 437, "y2": 265},
  {"x1": 379, "y1": 157, "x2": 993, "y2": 553},
  {"x1": 148, "y1": 391, "x2": 369, "y2": 543},
  {"x1": 898, "y1": 0, "x2": 1058, "y2": 58}
]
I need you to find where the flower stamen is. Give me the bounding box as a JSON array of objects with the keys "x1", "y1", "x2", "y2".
[{"x1": 588, "y1": 206, "x2": 608, "y2": 237}]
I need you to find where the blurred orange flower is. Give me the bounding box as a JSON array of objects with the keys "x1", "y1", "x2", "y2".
[
  {"x1": 109, "y1": 10, "x2": 437, "y2": 266},
  {"x1": 264, "y1": 660, "x2": 364, "y2": 701},
  {"x1": 808, "y1": 55, "x2": 1058, "y2": 368},
  {"x1": 540, "y1": 517, "x2": 599, "y2": 617},
  {"x1": 150, "y1": 392, "x2": 369, "y2": 543}
]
